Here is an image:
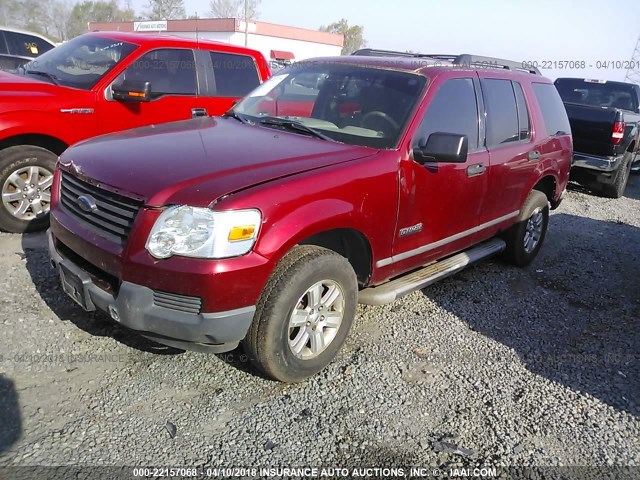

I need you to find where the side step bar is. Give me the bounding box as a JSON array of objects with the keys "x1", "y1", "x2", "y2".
[{"x1": 358, "y1": 238, "x2": 506, "y2": 306}]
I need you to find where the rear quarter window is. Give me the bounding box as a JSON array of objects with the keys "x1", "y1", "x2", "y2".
[
  {"x1": 4, "y1": 31, "x2": 54, "y2": 58},
  {"x1": 532, "y1": 83, "x2": 571, "y2": 137},
  {"x1": 210, "y1": 52, "x2": 260, "y2": 97}
]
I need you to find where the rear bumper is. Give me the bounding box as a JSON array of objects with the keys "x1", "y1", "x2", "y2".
[
  {"x1": 48, "y1": 230, "x2": 255, "y2": 353},
  {"x1": 572, "y1": 152, "x2": 624, "y2": 172}
]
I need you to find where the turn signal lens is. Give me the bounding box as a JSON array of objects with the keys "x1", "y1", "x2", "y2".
[{"x1": 228, "y1": 225, "x2": 256, "y2": 242}]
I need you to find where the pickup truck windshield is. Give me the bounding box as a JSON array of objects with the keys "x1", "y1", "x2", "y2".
[
  {"x1": 555, "y1": 78, "x2": 638, "y2": 112},
  {"x1": 233, "y1": 64, "x2": 427, "y2": 149},
  {"x1": 20, "y1": 35, "x2": 137, "y2": 90}
]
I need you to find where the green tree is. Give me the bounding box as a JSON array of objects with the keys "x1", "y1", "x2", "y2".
[
  {"x1": 319, "y1": 19, "x2": 366, "y2": 55},
  {"x1": 68, "y1": 0, "x2": 135, "y2": 38},
  {"x1": 144, "y1": 0, "x2": 185, "y2": 20}
]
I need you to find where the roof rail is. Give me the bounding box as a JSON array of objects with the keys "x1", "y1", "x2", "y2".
[
  {"x1": 351, "y1": 48, "x2": 435, "y2": 59},
  {"x1": 351, "y1": 49, "x2": 540, "y2": 75}
]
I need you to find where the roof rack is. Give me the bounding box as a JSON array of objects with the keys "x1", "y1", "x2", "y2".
[{"x1": 351, "y1": 49, "x2": 540, "y2": 75}]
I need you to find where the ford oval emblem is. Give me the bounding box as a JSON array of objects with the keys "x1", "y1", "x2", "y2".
[{"x1": 76, "y1": 195, "x2": 98, "y2": 213}]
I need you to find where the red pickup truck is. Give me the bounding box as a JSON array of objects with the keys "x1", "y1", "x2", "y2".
[
  {"x1": 0, "y1": 31, "x2": 270, "y2": 233},
  {"x1": 49, "y1": 51, "x2": 572, "y2": 382}
]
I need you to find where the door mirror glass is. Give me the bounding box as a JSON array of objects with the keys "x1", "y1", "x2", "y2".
[
  {"x1": 112, "y1": 79, "x2": 151, "y2": 102},
  {"x1": 413, "y1": 132, "x2": 468, "y2": 164}
]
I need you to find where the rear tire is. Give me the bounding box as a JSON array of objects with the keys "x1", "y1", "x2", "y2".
[
  {"x1": 601, "y1": 152, "x2": 633, "y2": 199},
  {"x1": 502, "y1": 190, "x2": 549, "y2": 267},
  {"x1": 244, "y1": 245, "x2": 357, "y2": 382},
  {"x1": 0, "y1": 145, "x2": 57, "y2": 233}
]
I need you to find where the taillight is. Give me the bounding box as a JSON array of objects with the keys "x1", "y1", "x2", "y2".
[{"x1": 612, "y1": 121, "x2": 625, "y2": 145}]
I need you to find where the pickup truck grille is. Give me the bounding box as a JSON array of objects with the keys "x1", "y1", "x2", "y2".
[
  {"x1": 153, "y1": 290, "x2": 202, "y2": 315},
  {"x1": 59, "y1": 171, "x2": 143, "y2": 244}
]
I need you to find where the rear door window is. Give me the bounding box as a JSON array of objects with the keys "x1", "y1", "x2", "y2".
[
  {"x1": 210, "y1": 52, "x2": 260, "y2": 97},
  {"x1": 532, "y1": 83, "x2": 571, "y2": 137},
  {"x1": 481, "y1": 79, "x2": 519, "y2": 147}
]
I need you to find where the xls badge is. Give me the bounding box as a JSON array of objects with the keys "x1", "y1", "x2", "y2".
[{"x1": 399, "y1": 223, "x2": 423, "y2": 237}]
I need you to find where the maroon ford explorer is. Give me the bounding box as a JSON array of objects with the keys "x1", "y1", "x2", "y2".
[{"x1": 48, "y1": 52, "x2": 572, "y2": 382}]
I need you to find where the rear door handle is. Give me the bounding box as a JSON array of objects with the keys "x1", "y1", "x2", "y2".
[
  {"x1": 191, "y1": 107, "x2": 208, "y2": 118},
  {"x1": 528, "y1": 150, "x2": 541, "y2": 161},
  {"x1": 467, "y1": 163, "x2": 486, "y2": 177}
]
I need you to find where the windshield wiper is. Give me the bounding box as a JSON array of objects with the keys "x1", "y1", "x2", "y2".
[
  {"x1": 259, "y1": 117, "x2": 334, "y2": 142},
  {"x1": 223, "y1": 110, "x2": 250, "y2": 124},
  {"x1": 26, "y1": 70, "x2": 59, "y2": 86}
]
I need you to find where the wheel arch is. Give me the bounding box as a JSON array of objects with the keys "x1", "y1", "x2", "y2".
[
  {"x1": 298, "y1": 228, "x2": 373, "y2": 287},
  {"x1": 532, "y1": 174, "x2": 557, "y2": 204},
  {"x1": 0, "y1": 134, "x2": 68, "y2": 156}
]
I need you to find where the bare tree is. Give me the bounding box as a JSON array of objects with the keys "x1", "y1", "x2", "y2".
[
  {"x1": 50, "y1": 0, "x2": 74, "y2": 40},
  {"x1": 208, "y1": 0, "x2": 240, "y2": 18},
  {"x1": 144, "y1": 0, "x2": 185, "y2": 20},
  {"x1": 208, "y1": 0, "x2": 259, "y2": 19},
  {"x1": 241, "y1": 0, "x2": 260, "y2": 20}
]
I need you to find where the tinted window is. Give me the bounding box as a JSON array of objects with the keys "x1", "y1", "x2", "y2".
[
  {"x1": 513, "y1": 82, "x2": 531, "y2": 141},
  {"x1": 413, "y1": 78, "x2": 479, "y2": 150},
  {"x1": 5, "y1": 31, "x2": 54, "y2": 58},
  {"x1": 532, "y1": 83, "x2": 571, "y2": 137},
  {"x1": 0, "y1": 33, "x2": 8, "y2": 55},
  {"x1": 482, "y1": 79, "x2": 519, "y2": 147},
  {"x1": 210, "y1": 52, "x2": 260, "y2": 97},
  {"x1": 124, "y1": 49, "x2": 197, "y2": 96},
  {"x1": 555, "y1": 78, "x2": 637, "y2": 111}
]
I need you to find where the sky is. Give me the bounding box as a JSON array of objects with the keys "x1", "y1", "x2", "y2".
[{"x1": 133, "y1": 0, "x2": 640, "y2": 81}]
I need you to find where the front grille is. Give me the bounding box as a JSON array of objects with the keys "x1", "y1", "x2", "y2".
[
  {"x1": 59, "y1": 171, "x2": 143, "y2": 244},
  {"x1": 153, "y1": 290, "x2": 202, "y2": 315}
]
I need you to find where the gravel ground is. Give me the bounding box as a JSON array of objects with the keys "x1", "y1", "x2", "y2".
[{"x1": 0, "y1": 177, "x2": 639, "y2": 475}]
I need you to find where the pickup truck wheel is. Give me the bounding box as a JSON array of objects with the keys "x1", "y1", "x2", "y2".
[
  {"x1": 601, "y1": 152, "x2": 633, "y2": 199},
  {"x1": 245, "y1": 245, "x2": 357, "y2": 382},
  {"x1": 0, "y1": 146, "x2": 57, "y2": 233},
  {"x1": 502, "y1": 190, "x2": 549, "y2": 267}
]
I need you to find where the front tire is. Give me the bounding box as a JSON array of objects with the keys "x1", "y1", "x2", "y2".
[
  {"x1": 502, "y1": 190, "x2": 549, "y2": 267},
  {"x1": 0, "y1": 145, "x2": 57, "y2": 233},
  {"x1": 244, "y1": 246, "x2": 358, "y2": 382}
]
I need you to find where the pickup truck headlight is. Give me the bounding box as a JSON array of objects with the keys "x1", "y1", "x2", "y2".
[{"x1": 146, "y1": 206, "x2": 261, "y2": 259}]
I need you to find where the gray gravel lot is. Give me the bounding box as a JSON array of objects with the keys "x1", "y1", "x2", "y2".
[{"x1": 0, "y1": 177, "x2": 639, "y2": 474}]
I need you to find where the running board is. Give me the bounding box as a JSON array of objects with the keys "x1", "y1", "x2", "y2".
[{"x1": 358, "y1": 238, "x2": 506, "y2": 306}]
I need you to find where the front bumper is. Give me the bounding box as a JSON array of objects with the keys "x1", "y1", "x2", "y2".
[
  {"x1": 572, "y1": 152, "x2": 624, "y2": 173},
  {"x1": 48, "y1": 230, "x2": 255, "y2": 353}
]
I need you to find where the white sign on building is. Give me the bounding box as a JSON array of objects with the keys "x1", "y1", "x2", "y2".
[{"x1": 134, "y1": 21, "x2": 168, "y2": 32}]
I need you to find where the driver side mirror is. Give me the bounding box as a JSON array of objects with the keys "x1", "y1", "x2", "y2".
[
  {"x1": 413, "y1": 132, "x2": 468, "y2": 164},
  {"x1": 112, "y1": 79, "x2": 151, "y2": 102}
]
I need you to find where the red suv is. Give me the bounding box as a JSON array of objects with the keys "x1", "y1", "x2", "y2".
[
  {"x1": 0, "y1": 31, "x2": 269, "y2": 233},
  {"x1": 49, "y1": 50, "x2": 572, "y2": 382}
]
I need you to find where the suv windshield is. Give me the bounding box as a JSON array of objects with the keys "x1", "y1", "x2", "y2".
[
  {"x1": 555, "y1": 78, "x2": 638, "y2": 111},
  {"x1": 20, "y1": 34, "x2": 137, "y2": 90},
  {"x1": 234, "y1": 63, "x2": 427, "y2": 149}
]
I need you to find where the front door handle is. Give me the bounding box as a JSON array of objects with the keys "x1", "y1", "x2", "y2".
[
  {"x1": 528, "y1": 150, "x2": 541, "y2": 161},
  {"x1": 467, "y1": 163, "x2": 486, "y2": 177},
  {"x1": 191, "y1": 107, "x2": 208, "y2": 118}
]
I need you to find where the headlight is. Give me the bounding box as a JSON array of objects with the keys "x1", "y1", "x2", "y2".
[{"x1": 146, "y1": 206, "x2": 261, "y2": 259}]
